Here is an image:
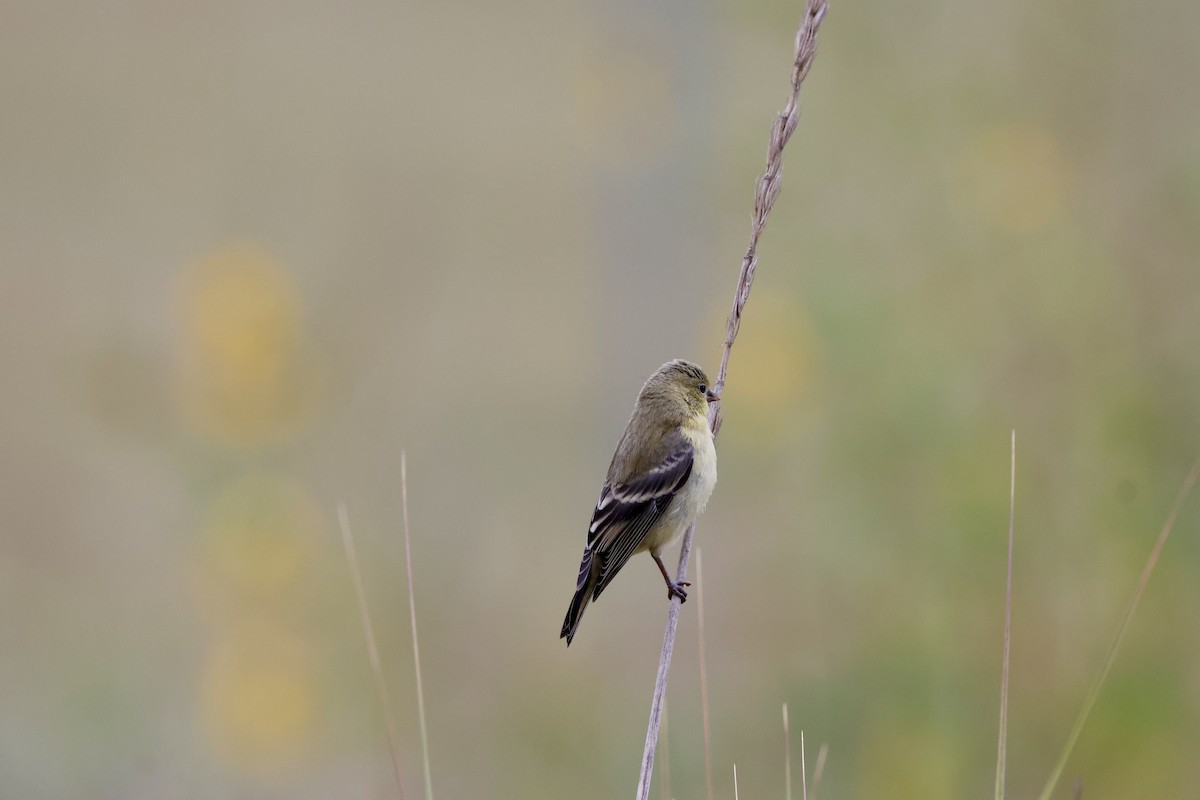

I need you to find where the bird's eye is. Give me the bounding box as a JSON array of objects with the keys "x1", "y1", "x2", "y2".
[{"x1": 698, "y1": 383, "x2": 707, "y2": 393}]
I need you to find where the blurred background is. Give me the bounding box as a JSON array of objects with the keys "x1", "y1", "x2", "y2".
[{"x1": 2, "y1": 0, "x2": 1198, "y2": 798}]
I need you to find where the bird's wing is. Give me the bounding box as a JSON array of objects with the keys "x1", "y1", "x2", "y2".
[{"x1": 587, "y1": 438, "x2": 694, "y2": 599}]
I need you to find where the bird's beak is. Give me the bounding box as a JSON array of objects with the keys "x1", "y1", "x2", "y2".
[{"x1": 705, "y1": 386, "x2": 721, "y2": 404}]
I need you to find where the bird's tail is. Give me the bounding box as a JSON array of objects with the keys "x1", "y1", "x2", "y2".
[{"x1": 560, "y1": 549, "x2": 596, "y2": 646}]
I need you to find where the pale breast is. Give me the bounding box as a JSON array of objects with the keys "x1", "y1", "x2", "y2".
[
  {"x1": 680, "y1": 422, "x2": 718, "y2": 519},
  {"x1": 643, "y1": 421, "x2": 717, "y2": 552}
]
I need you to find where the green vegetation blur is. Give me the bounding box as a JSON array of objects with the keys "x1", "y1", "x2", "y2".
[{"x1": 2, "y1": 1, "x2": 1197, "y2": 798}]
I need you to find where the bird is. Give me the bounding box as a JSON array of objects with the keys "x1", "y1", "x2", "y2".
[{"x1": 561, "y1": 359, "x2": 720, "y2": 646}]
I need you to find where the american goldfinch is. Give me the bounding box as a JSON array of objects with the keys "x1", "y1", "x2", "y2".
[{"x1": 561, "y1": 359, "x2": 720, "y2": 645}]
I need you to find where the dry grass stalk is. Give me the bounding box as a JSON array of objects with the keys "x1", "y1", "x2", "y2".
[
  {"x1": 811, "y1": 743, "x2": 828, "y2": 799},
  {"x1": 697, "y1": 549, "x2": 714, "y2": 800},
  {"x1": 800, "y1": 729, "x2": 808, "y2": 800},
  {"x1": 401, "y1": 453, "x2": 435, "y2": 800},
  {"x1": 634, "y1": 1, "x2": 829, "y2": 796},
  {"x1": 783, "y1": 704, "x2": 792, "y2": 800},
  {"x1": 995, "y1": 431, "x2": 1016, "y2": 800},
  {"x1": 338, "y1": 503, "x2": 407, "y2": 799}
]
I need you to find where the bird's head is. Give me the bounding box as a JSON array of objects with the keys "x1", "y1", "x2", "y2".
[{"x1": 638, "y1": 359, "x2": 720, "y2": 420}]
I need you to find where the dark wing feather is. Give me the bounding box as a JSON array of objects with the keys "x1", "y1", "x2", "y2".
[
  {"x1": 592, "y1": 499, "x2": 665, "y2": 599},
  {"x1": 586, "y1": 439, "x2": 694, "y2": 599}
]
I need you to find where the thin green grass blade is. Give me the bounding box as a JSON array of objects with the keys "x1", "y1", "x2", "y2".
[{"x1": 1036, "y1": 455, "x2": 1200, "y2": 800}]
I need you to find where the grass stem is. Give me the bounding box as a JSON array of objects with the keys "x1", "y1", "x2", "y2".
[
  {"x1": 633, "y1": 3, "x2": 829, "y2": 794},
  {"x1": 401, "y1": 453, "x2": 435, "y2": 800},
  {"x1": 338, "y1": 503, "x2": 407, "y2": 799},
  {"x1": 1036, "y1": 454, "x2": 1200, "y2": 800},
  {"x1": 994, "y1": 431, "x2": 1016, "y2": 800}
]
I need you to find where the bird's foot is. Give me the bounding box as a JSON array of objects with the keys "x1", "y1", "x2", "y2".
[{"x1": 667, "y1": 581, "x2": 691, "y2": 602}]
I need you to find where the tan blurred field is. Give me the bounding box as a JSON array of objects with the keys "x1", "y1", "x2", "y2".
[{"x1": 2, "y1": 1, "x2": 1199, "y2": 798}]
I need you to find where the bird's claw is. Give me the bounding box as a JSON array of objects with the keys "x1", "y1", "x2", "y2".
[{"x1": 667, "y1": 581, "x2": 690, "y2": 602}]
